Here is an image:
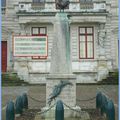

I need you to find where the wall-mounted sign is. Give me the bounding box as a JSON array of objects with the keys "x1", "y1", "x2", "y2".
[{"x1": 13, "y1": 36, "x2": 48, "y2": 57}]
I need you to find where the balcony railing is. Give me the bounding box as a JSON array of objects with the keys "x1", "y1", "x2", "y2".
[
  {"x1": 17, "y1": 1, "x2": 106, "y2": 13},
  {"x1": 80, "y1": 0, "x2": 93, "y2": 9},
  {"x1": 31, "y1": 2, "x2": 45, "y2": 10}
]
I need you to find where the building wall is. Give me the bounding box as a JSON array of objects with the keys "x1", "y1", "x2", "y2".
[
  {"x1": 110, "y1": 0, "x2": 119, "y2": 68},
  {"x1": 2, "y1": 0, "x2": 118, "y2": 83}
]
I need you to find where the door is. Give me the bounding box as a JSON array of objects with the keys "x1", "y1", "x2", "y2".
[{"x1": 2, "y1": 41, "x2": 7, "y2": 72}]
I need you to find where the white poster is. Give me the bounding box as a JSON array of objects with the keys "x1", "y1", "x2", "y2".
[{"x1": 13, "y1": 36, "x2": 48, "y2": 57}]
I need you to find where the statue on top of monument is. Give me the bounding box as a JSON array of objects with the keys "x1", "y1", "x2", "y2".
[{"x1": 56, "y1": 0, "x2": 70, "y2": 12}]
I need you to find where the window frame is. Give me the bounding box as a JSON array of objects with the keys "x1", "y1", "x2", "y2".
[
  {"x1": 32, "y1": 0, "x2": 45, "y2": 10},
  {"x1": 32, "y1": 0, "x2": 45, "y2": 3},
  {"x1": 2, "y1": 0, "x2": 6, "y2": 14},
  {"x1": 78, "y1": 27, "x2": 94, "y2": 59},
  {"x1": 32, "y1": 27, "x2": 47, "y2": 36},
  {"x1": 79, "y1": 0, "x2": 93, "y2": 10},
  {"x1": 31, "y1": 27, "x2": 48, "y2": 59}
]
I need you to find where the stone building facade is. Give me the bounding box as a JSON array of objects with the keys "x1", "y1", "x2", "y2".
[{"x1": 2, "y1": 0, "x2": 118, "y2": 83}]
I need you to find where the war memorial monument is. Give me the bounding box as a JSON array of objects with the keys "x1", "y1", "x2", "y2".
[{"x1": 35, "y1": 0, "x2": 90, "y2": 120}]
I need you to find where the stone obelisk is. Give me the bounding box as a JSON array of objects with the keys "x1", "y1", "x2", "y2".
[
  {"x1": 46, "y1": 12, "x2": 76, "y2": 107},
  {"x1": 50, "y1": 13, "x2": 72, "y2": 74}
]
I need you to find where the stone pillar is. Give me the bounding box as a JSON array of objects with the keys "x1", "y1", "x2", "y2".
[
  {"x1": 97, "y1": 59, "x2": 109, "y2": 81},
  {"x1": 97, "y1": 23, "x2": 108, "y2": 81},
  {"x1": 98, "y1": 23, "x2": 106, "y2": 59},
  {"x1": 7, "y1": 31, "x2": 14, "y2": 72},
  {"x1": 20, "y1": 24, "x2": 25, "y2": 35},
  {"x1": 15, "y1": 24, "x2": 29, "y2": 81}
]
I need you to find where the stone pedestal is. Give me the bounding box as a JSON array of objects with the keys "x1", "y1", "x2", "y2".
[
  {"x1": 46, "y1": 74, "x2": 76, "y2": 107},
  {"x1": 97, "y1": 59, "x2": 109, "y2": 81},
  {"x1": 99, "y1": 47, "x2": 106, "y2": 59}
]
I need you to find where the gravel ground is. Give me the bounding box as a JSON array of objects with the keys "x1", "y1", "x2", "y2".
[
  {"x1": 2, "y1": 85, "x2": 118, "y2": 120},
  {"x1": 14, "y1": 109, "x2": 107, "y2": 120},
  {"x1": 16, "y1": 109, "x2": 41, "y2": 120}
]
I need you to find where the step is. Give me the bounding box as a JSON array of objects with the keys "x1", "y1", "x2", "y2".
[
  {"x1": 2, "y1": 83, "x2": 27, "y2": 86},
  {"x1": 2, "y1": 79, "x2": 25, "y2": 82}
]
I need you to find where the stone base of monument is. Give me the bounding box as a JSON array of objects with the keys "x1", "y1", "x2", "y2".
[
  {"x1": 34, "y1": 74, "x2": 90, "y2": 120},
  {"x1": 34, "y1": 106, "x2": 90, "y2": 120},
  {"x1": 46, "y1": 74, "x2": 76, "y2": 107}
]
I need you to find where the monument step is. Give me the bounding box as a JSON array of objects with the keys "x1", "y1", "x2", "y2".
[{"x1": 35, "y1": 107, "x2": 90, "y2": 120}]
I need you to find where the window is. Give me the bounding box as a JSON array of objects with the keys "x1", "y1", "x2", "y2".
[
  {"x1": 80, "y1": 0, "x2": 93, "y2": 9},
  {"x1": 31, "y1": 27, "x2": 47, "y2": 59},
  {"x1": 79, "y1": 27, "x2": 94, "y2": 59},
  {"x1": 33, "y1": 0, "x2": 45, "y2": 3},
  {"x1": 32, "y1": 27, "x2": 47, "y2": 36},
  {"x1": 32, "y1": 0, "x2": 45, "y2": 10},
  {"x1": 1, "y1": 0, "x2": 6, "y2": 14},
  {"x1": 55, "y1": 0, "x2": 69, "y2": 9}
]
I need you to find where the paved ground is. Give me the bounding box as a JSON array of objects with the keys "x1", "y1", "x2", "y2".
[{"x1": 2, "y1": 85, "x2": 118, "y2": 120}]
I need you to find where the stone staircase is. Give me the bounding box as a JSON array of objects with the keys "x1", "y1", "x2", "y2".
[
  {"x1": 97, "y1": 71, "x2": 119, "y2": 85},
  {"x1": 2, "y1": 73, "x2": 29, "y2": 86},
  {"x1": 2, "y1": 70, "x2": 118, "y2": 86}
]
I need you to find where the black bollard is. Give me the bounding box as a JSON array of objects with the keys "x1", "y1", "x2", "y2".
[
  {"x1": 106, "y1": 100, "x2": 115, "y2": 120},
  {"x1": 15, "y1": 96, "x2": 23, "y2": 115},
  {"x1": 22, "y1": 93, "x2": 28, "y2": 109},
  {"x1": 55, "y1": 100, "x2": 64, "y2": 120},
  {"x1": 6, "y1": 100, "x2": 15, "y2": 120},
  {"x1": 100, "y1": 94, "x2": 108, "y2": 115},
  {"x1": 96, "y1": 92, "x2": 102, "y2": 109}
]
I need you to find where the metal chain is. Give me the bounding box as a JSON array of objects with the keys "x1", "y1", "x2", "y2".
[
  {"x1": 36, "y1": 103, "x2": 56, "y2": 115},
  {"x1": 76, "y1": 96, "x2": 96, "y2": 102},
  {"x1": 63, "y1": 102, "x2": 86, "y2": 114},
  {"x1": 97, "y1": 85, "x2": 117, "y2": 94},
  {"x1": 77, "y1": 86, "x2": 116, "y2": 102},
  {"x1": 28, "y1": 94, "x2": 45, "y2": 103},
  {"x1": 97, "y1": 87, "x2": 111, "y2": 99}
]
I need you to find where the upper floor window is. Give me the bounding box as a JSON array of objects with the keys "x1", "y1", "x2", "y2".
[
  {"x1": 32, "y1": 0, "x2": 45, "y2": 10},
  {"x1": 80, "y1": 0, "x2": 93, "y2": 9},
  {"x1": 79, "y1": 27, "x2": 94, "y2": 59},
  {"x1": 32, "y1": 27, "x2": 47, "y2": 36},
  {"x1": 33, "y1": 0, "x2": 45, "y2": 3},
  {"x1": 1, "y1": 0, "x2": 6, "y2": 14}
]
